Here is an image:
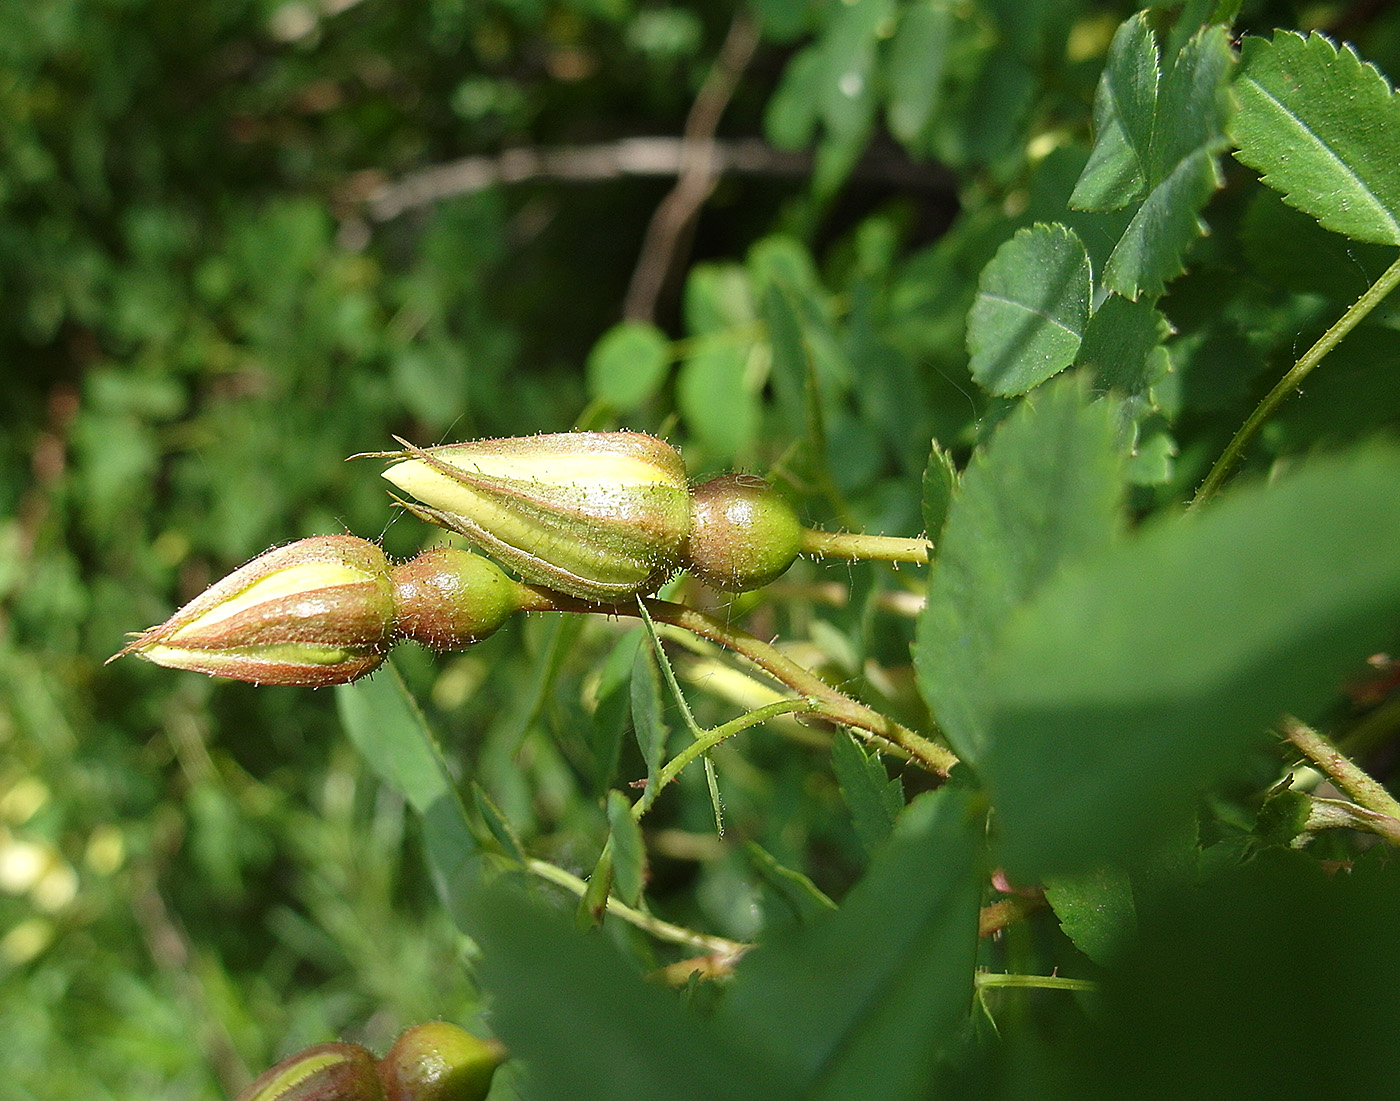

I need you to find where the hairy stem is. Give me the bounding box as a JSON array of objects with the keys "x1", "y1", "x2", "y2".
[
  {"x1": 525, "y1": 858, "x2": 748, "y2": 960},
  {"x1": 515, "y1": 588, "x2": 958, "y2": 777},
  {"x1": 978, "y1": 894, "x2": 1046, "y2": 938},
  {"x1": 634, "y1": 698, "x2": 818, "y2": 818},
  {"x1": 801, "y1": 527, "x2": 932, "y2": 565},
  {"x1": 976, "y1": 972, "x2": 1096, "y2": 993},
  {"x1": 1191, "y1": 252, "x2": 1400, "y2": 508},
  {"x1": 1283, "y1": 715, "x2": 1400, "y2": 829}
]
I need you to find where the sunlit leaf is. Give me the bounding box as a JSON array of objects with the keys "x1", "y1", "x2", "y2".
[
  {"x1": 1234, "y1": 32, "x2": 1400, "y2": 245},
  {"x1": 967, "y1": 223, "x2": 1092, "y2": 396}
]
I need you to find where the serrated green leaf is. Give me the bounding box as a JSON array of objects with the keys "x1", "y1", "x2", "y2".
[
  {"x1": 470, "y1": 882, "x2": 784, "y2": 1101},
  {"x1": 337, "y1": 665, "x2": 479, "y2": 929},
  {"x1": 586, "y1": 320, "x2": 670, "y2": 411},
  {"x1": 1077, "y1": 293, "x2": 1172, "y2": 404},
  {"x1": 631, "y1": 639, "x2": 668, "y2": 792},
  {"x1": 829, "y1": 730, "x2": 904, "y2": 854},
  {"x1": 1103, "y1": 146, "x2": 1225, "y2": 299},
  {"x1": 1043, "y1": 865, "x2": 1138, "y2": 966},
  {"x1": 745, "y1": 841, "x2": 836, "y2": 924},
  {"x1": 1234, "y1": 32, "x2": 1400, "y2": 245},
  {"x1": 717, "y1": 789, "x2": 983, "y2": 1100},
  {"x1": 1071, "y1": 13, "x2": 1159, "y2": 211},
  {"x1": 606, "y1": 790, "x2": 647, "y2": 907},
  {"x1": 1074, "y1": 20, "x2": 1234, "y2": 300},
  {"x1": 967, "y1": 224, "x2": 1092, "y2": 396},
  {"x1": 922, "y1": 439, "x2": 957, "y2": 548},
  {"x1": 984, "y1": 447, "x2": 1400, "y2": 878},
  {"x1": 915, "y1": 374, "x2": 1125, "y2": 764}
]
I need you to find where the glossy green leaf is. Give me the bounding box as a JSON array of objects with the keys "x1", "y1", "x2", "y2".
[
  {"x1": 968, "y1": 224, "x2": 1092, "y2": 396},
  {"x1": 1076, "y1": 293, "x2": 1171, "y2": 404},
  {"x1": 606, "y1": 790, "x2": 646, "y2": 907},
  {"x1": 1234, "y1": 32, "x2": 1400, "y2": 245},
  {"x1": 717, "y1": 789, "x2": 983, "y2": 1100},
  {"x1": 829, "y1": 731, "x2": 903, "y2": 855},
  {"x1": 915, "y1": 374, "x2": 1124, "y2": 764},
  {"x1": 1070, "y1": 13, "x2": 1159, "y2": 211},
  {"x1": 337, "y1": 665, "x2": 479, "y2": 928},
  {"x1": 1043, "y1": 865, "x2": 1138, "y2": 966},
  {"x1": 1074, "y1": 19, "x2": 1234, "y2": 299},
  {"x1": 983, "y1": 447, "x2": 1400, "y2": 878},
  {"x1": 585, "y1": 321, "x2": 670, "y2": 411}
]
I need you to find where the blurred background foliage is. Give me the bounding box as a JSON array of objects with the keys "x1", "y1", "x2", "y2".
[{"x1": 5, "y1": 0, "x2": 1400, "y2": 1096}]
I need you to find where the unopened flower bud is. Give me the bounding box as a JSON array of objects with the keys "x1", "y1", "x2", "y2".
[
  {"x1": 391, "y1": 548, "x2": 522, "y2": 650},
  {"x1": 378, "y1": 1022, "x2": 505, "y2": 1101},
  {"x1": 113, "y1": 536, "x2": 394, "y2": 686},
  {"x1": 379, "y1": 432, "x2": 691, "y2": 603},
  {"x1": 235, "y1": 1042, "x2": 385, "y2": 1101},
  {"x1": 685, "y1": 474, "x2": 804, "y2": 592}
]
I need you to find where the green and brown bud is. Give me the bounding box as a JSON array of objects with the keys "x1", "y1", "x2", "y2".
[
  {"x1": 235, "y1": 1042, "x2": 385, "y2": 1101},
  {"x1": 378, "y1": 1022, "x2": 505, "y2": 1101},
  {"x1": 684, "y1": 474, "x2": 804, "y2": 592},
  {"x1": 391, "y1": 548, "x2": 522, "y2": 651},
  {"x1": 112, "y1": 535, "x2": 395, "y2": 686},
  {"x1": 379, "y1": 432, "x2": 692, "y2": 603}
]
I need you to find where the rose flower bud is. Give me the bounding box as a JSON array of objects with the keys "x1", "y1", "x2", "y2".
[
  {"x1": 235, "y1": 1042, "x2": 385, "y2": 1101},
  {"x1": 685, "y1": 474, "x2": 804, "y2": 592},
  {"x1": 391, "y1": 548, "x2": 523, "y2": 651},
  {"x1": 377, "y1": 432, "x2": 691, "y2": 603},
  {"x1": 112, "y1": 535, "x2": 395, "y2": 686},
  {"x1": 378, "y1": 1022, "x2": 505, "y2": 1101}
]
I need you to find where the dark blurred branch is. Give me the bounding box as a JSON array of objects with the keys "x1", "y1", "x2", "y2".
[
  {"x1": 364, "y1": 137, "x2": 814, "y2": 221},
  {"x1": 623, "y1": 12, "x2": 760, "y2": 323}
]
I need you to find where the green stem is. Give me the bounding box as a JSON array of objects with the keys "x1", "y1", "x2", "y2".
[
  {"x1": 525, "y1": 857, "x2": 748, "y2": 960},
  {"x1": 1191, "y1": 252, "x2": 1400, "y2": 508},
  {"x1": 801, "y1": 527, "x2": 931, "y2": 565},
  {"x1": 633, "y1": 698, "x2": 817, "y2": 818},
  {"x1": 515, "y1": 588, "x2": 958, "y2": 777},
  {"x1": 1283, "y1": 715, "x2": 1400, "y2": 825},
  {"x1": 976, "y1": 972, "x2": 1097, "y2": 993}
]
